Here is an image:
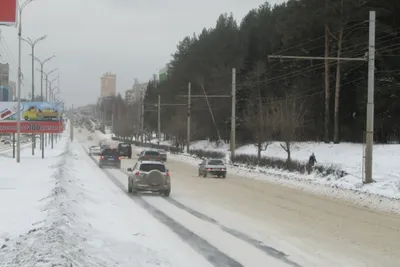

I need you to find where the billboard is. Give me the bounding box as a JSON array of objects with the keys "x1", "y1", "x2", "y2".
[
  {"x1": 0, "y1": 102, "x2": 63, "y2": 133},
  {"x1": 0, "y1": 0, "x2": 17, "y2": 26}
]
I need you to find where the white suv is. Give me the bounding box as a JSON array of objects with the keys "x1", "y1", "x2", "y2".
[{"x1": 127, "y1": 161, "x2": 171, "y2": 196}]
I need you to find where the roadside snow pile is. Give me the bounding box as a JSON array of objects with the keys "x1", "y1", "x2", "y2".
[{"x1": 169, "y1": 140, "x2": 400, "y2": 201}]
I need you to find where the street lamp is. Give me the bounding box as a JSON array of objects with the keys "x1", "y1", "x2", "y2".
[
  {"x1": 31, "y1": 55, "x2": 55, "y2": 101},
  {"x1": 22, "y1": 34, "x2": 47, "y2": 155},
  {"x1": 16, "y1": 0, "x2": 36, "y2": 163}
]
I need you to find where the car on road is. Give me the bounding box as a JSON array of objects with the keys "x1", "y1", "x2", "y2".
[
  {"x1": 118, "y1": 143, "x2": 132, "y2": 158},
  {"x1": 137, "y1": 150, "x2": 162, "y2": 161},
  {"x1": 89, "y1": 145, "x2": 101, "y2": 155},
  {"x1": 158, "y1": 149, "x2": 167, "y2": 162},
  {"x1": 198, "y1": 159, "x2": 227, "y2": 178},
  {"x1": 127, "y1": 160, "x2": 171, "y2": 196},
  {"x1": 99, "y1": 148, "x2": 121, "y2": 168}
]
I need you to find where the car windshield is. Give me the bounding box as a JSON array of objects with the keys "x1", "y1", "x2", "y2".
[
  {"x1": 102, "y1": 149, "x2": 119, "y2": 156},
  {"x1": 208, "y1": 160, "x2": 224, "y2": 165},
  {"x1": 140, "y1": 163, "x2": 166, "y2": 172},
  {"x1": 145, "y1": 151, "x2": 160, "y2": 156}
]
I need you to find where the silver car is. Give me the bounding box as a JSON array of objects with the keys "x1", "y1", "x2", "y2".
[
  {"x1": 158, "y1": 149, "x2": 167, "y2": 162},
  {"x1": 198, "y1": 159, "x2": 227, "y2": 178},
  {"x1": 127, "y1": 161, "x2": 171, "y2": 196}
]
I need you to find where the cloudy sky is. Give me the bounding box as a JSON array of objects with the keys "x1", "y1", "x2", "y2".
[{"x1": 0, "y1": 0, "x2": 284, "y2": 107}]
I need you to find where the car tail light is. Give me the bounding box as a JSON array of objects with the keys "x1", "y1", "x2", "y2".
[
  {"x1": 135, "y1": 171, "x2": 140, "y2": 175},
  {"x1": 118, "y1": 156, "x2": 122, "y2": 160},
  {"x1": 221, "y1": 168, "x2": 225, "y2": 171},
  {"x1": 207, "y1": 168, "x2": 211, "y2": 171},
  {"x1": 166, "y1": 171, "x2": 170, "y2": 177},
  {"x1": 100, "y1": 156, "x2": 104, "y2": 159}
]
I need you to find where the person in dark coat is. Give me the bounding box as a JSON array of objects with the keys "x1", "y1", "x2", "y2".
[{"x1": 308, "y1": 152, "x2": 317, "y2": 167}]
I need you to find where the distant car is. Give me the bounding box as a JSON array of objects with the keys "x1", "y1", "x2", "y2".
[
  {"x1": 127, "y1": 160, "x2": 171, "y2": 196},
  {"x1": 89, "y1": 145, "x2": 101, "y2": 155},
  {"x1": 99, "y1": 148, "x2": 121, "y2": 168},
  {"x1": 137, "y1": 150, "x2": 162, "y2": 161},
  {"x1": 118, "y1": 143, "x2": 132, "y2": 158},
  {"x1": 158, "y1": 149, "x2": 167, "y2": 162},
  {"x1": 198, "y1": 159, "x2": 227, "y2": 178}
]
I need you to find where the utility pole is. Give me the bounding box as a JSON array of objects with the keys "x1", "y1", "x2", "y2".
[
  {"x1": 187, "y1": 82, "x2": 191, "y2": 153},
  {"x1": 157, "y1": 94, "x2": 161, "y2": 147},
  {"x1": 178, "y1": 73, "x2": 235, "y2": 156},
  {"x1": 365, "y1": 11, "x2": 375, "y2": 184},
  {"x1": 268, "y1": 11, "x2": 375, "y2": 184},
  {"x1": 70, "y1": 104, "x2": 74, "y2": 141},
  {"x1": 140, "y1": 91, "x2": 144, "y2": 145},
  {"x1": 231, "y1": 68, "x2": 236, "y2": 159}
]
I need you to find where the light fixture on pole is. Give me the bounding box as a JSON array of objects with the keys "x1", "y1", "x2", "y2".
[
  {"x1": 22, "y1": 34, "x2": 47, "y2": 155},
  {"x1": 16, "y1": 0, "x2": 36, "y2": 163}
]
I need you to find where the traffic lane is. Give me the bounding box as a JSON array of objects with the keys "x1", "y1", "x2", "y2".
[
  {"x1": 78, "y1": 132, "x2": 400, "y2": 265},
  {"x1": 122, "y1": 151, "x2": 400, "y2": 266}
]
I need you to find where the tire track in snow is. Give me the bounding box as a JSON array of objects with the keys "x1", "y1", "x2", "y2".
[
  {"x1": 84, "y1": 149, "x2": 243, "y2": 267},
  {"x1": 164, "y1": 197, "x2": 302, "y2": 267}
]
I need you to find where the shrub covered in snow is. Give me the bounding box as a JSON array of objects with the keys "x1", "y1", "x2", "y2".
[
  {"x1": 188, "y1": 149, "x2": 225, "y2": 159},
  {"x1": 232, "y1": 154, "x2": 347, "y2": 178}
]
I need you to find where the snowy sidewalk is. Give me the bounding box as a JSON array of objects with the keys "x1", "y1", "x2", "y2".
[{"x1": 0, "y1": 134, "x2": 68, "y2": 266}]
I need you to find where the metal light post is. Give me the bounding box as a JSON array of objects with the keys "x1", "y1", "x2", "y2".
[
  {"x1": 22, "y1": 34, "x2": 47, "y2": 155},
  {"x1": 44, "y1": 69, "x2": 57, "y2": 147},
  {"x1": 16, "y1": 0, "x2": 35, "y2": 163},
  {"x1": 32, "y1": 56, "x2": 55, "y2": 158}
]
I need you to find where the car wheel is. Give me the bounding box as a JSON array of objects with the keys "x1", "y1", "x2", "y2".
[
  {"x1": 128, "y1": 178, "x2": 133, "y2": 193},
  {"x1": 163, "y1": 189, "x2": 171, "y2": 197},
  {"x1": 203, "y1": 171, "x2": 207, "y2": 178},
  {"x1": 222, "y1": 174, "x2": 226, "y2": 178}
]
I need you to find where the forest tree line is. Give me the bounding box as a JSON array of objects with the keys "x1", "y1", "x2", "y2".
[{"x1": 105, "y1": 0, "x2": 400, "y2": 151}]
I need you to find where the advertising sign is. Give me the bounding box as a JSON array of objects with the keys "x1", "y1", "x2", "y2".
[
  {"x1": 0, "y1": 0, "x2": 17, "y2": 26},
  {"x1": 0, "y1": 102, "x2": 63, "y2": 133}
]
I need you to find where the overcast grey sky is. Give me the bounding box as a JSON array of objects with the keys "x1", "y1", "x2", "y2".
[{"x1": 0, "y1": 0, "x2": 284, "y2": 107}]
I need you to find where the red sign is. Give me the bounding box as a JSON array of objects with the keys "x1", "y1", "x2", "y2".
[
  {"x1": 0, "y1": 0, "x2": 17, "y2": 25},
  {"x1": 0, "y1": 121, "x2": 63, "y2": 133}
]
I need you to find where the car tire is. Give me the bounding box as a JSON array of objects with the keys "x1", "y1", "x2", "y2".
[
  {"x1": 163, "y1": 189, "x2": 171, "y2": 197},
  {"x1": 222, "y1": 174, "x2": 226, "y2": 178},
  {"x1": 128, "y1": 178, "x2": 133, "y2": 193},
  {"x1": 203, "y1": 172, "x2": 207, "y2": 178}
]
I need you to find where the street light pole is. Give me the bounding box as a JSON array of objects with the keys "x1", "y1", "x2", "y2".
[
  {"x1": 32, "y1": 56, "x2": 55, "y2": 158},
  {"x1": 22, "y1": 34, "x2": 47, "y2": 155},
  {"x1": 16, "y1": 0, "x2": 35, "y2": 163}
]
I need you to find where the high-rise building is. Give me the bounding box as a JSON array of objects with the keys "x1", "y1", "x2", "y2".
[
  {"x1": 8, "y1": 81, "x2": 16, "y2": 101},
  {"x1": 125, "y1": 89, "x2": 135, "y2": 104},
  {"x1": 132, "y1": 80, "x2": 148, "y2": 102},
  {"x1": 100, "y1": 72, "x2": 116, "y2": 98},
  {"x1": 0, "y1": 63, "x2": 10, "y2": 101}
]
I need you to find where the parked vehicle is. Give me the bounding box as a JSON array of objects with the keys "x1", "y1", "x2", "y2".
[
  {"x1": 137, "y1": 150, "x2": 162, "y2": 161},
  {"x1": 127, "y1": 161, "x2": 171, "y2": 196},
  {"x1": 158, "y1": 149, "x2": 167, "y2": 162},
  {"x1": 118, "y1": 143, "x2": 132, "y2": 158},
  {"x1": 99, "y1": 148, "x2": 121, "y2": 168},
  {"x1": 89, "y1": 145, "x2": 101, "y2": 155},
  {"x1": 198, "y1": 159, "x2": 227, "y2": 178}
]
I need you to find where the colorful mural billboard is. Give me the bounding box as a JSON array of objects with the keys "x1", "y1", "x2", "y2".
[{"x1": 0, "y1": 102, "x2": 63, "y2": 133}]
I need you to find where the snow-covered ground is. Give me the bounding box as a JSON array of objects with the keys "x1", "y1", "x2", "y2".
[
  {"x1": 146, "y1": 138, "x2": 400, "y2": 206},
  {"x1": 0, "y1": 127, "x2": 215, "y2": 266}
]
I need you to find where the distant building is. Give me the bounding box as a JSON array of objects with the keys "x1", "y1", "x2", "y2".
[
  {"x1": 159, "y1": 64, "x2": 169, "y2": 82},
  {"x1": 9, "y1": 81, "x2": 16, "y2": 101},
  {"x1": 125, "y1": 89, "x2": 135, "y2": 104},
  {"x1": 132, "y1": 80, "x2": 148, "y2": 102},
  {"x1": 0, "y1": 63, "x2": 10, "y2": 101},
  {"x1": 100, "y1": 72, "x2": 116, "y2": 98}
]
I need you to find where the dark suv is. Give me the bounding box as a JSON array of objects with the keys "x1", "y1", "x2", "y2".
[
  {"x1": 99, "y1": 148, "x2": 121, "y2": 168},
  {"x1": 118, "y1": 143, "x2": 132, "y2": 159}
]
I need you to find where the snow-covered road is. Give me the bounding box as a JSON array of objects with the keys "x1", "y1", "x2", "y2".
[{"x1": 81, "y1": 129, "x2": 400, "y2": 266}]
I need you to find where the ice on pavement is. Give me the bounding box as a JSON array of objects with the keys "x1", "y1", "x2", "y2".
[{"x1": 0, "y1": 131, "x2": 212, "y2": 266}]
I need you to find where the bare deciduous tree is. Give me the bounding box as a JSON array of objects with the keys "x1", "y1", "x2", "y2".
[
  {"x1": 243, "y1": 98, "x2": 278, "y2": 161},
  {"x1": 276, "y1": 96, "x2": 308, "y2": 162}
]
